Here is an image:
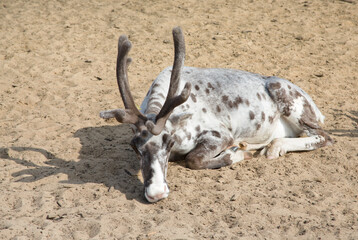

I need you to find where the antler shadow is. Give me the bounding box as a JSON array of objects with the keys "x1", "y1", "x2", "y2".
[{"x1": 2, "y1": 125, "x2": 148, "y2": 203}]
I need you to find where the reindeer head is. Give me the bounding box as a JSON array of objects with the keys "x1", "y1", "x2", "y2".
[{"x1": 100, "y1": 27, "x2": 191, "y2": 202}]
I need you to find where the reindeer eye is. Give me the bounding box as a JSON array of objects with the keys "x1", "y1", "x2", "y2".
[
  {"x1": 168, "y1": 139, "x2": 175, "y2": 149},
  {"x1": 162, "y1": 134, "x2": 174, "y2": 150},
  {"x1": 140, "y1": 130, "x2": 149, "y2": 138}
]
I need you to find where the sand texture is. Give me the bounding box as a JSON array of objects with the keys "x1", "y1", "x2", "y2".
[{"x1": 1, "y1": 0, "x2": 358, "y2": 239}]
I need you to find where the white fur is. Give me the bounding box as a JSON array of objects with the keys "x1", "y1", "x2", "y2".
[
  {"x1": 140, "y1": 67, "x2": 328, "y2": 202},
  {"x1": 145, "y1": 160, "x2": 169, "y2": 203}
]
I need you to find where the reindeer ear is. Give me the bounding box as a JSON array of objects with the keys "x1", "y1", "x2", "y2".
[{"x1": 168, "y1": 112, "x2": 193, "y2": 126}]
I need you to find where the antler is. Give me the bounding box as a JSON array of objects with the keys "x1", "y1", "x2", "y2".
[
  {"x1": 100, "y1": 35, "x2": 147, "y2": 127},
  {"x1": 100, "y1": 27, "x2": 191, "y2": 135},
  {"x1": 146, "y1": 27, "x2": 192, "y2": 135}
]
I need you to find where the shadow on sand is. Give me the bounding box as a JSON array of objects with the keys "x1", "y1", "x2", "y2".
[
  {"x1": 1, "y1": 124, "x2": 149, "y2": 203},
  {"x1": 4, "y1": 109, "x2": 356, "y2": 203},
  {"x1": 328, "y1": 110, "x2": 358, "y2": 138}
]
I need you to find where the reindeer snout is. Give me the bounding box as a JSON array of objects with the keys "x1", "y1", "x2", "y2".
[{"x1": 145, "y1": 184, "x2": 169, "y2": 203}]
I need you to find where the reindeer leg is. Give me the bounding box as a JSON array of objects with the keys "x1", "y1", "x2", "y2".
[
  {"x1": 262, "y1": 129, "x2": 333, "y2": 159},
  {"x1": 263, "y1": 77, "x2": 334, "y2": 159},
  {"x1": 185, "y1": 131, "x2": 251, "y2": 169}
]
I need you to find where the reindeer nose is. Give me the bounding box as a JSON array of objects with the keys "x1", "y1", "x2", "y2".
[
  {"x1": 146, "y1": 192, "x2": 165, "y2": 202},
  {"x1": 145, "y1": 185, "x2": 169, "y2": 203}
]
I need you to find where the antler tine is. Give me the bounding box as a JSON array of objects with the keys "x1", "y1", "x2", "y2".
[
  {"x1": 100, "y1": 37, "x2": 145, "y2": 124},
  {"x1": 118, "y1": 35, "x2": 133, "y2": 67},
  {"x1": 167, "y1": 26, "x2": 186, "y2": 98},
  {"x1": 146, "y1": 27, "x2": 192, "y2": 135},
  {"x1": 116, "y1": 36, "x2": 146, "y2": 121},
  {"x1": 146, "y1": 82, "x2": 191, "y2": 135}
]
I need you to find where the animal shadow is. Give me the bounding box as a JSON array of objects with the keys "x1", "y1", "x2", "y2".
[
  {"x1": 2, "y1": 124, "x2": 148, "y2": 203},
  {"x1": 328, "y1": 110, "x2": 358, "y2": 138}
]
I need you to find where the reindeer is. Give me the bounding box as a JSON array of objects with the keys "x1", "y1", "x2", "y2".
[{"x1": 100, "y1": 27, "x2": 333, "y2": 203}]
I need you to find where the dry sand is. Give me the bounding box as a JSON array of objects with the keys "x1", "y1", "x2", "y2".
[{"x1": 1, "y1": 0, "x2": 358, "y2": 239}]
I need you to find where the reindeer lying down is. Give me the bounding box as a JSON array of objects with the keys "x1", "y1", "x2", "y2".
[{"x1": 100, "y1": 27, "x2": 333, "y2": 203}]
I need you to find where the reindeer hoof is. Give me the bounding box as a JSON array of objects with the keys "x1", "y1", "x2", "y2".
[
  {"x1": 228, "y1": 142, "x2": 248, "y2": 152},
  {"x1": 238, "y1": 142, "x2": 248, "y2": 150},
  {"x1": 229, "y1": 146, "x2": 239, "y2": 152},
  {"x1": 244, "y1": 151, "x2": 253, "y2": 160},
  {"x1": 265, "y1": 139, "x2": 287, "y2": 159}
]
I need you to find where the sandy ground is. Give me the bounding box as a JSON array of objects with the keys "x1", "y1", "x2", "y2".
[{"x1": 1, "y1": 0, "x2": 358, "y2": 239}]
